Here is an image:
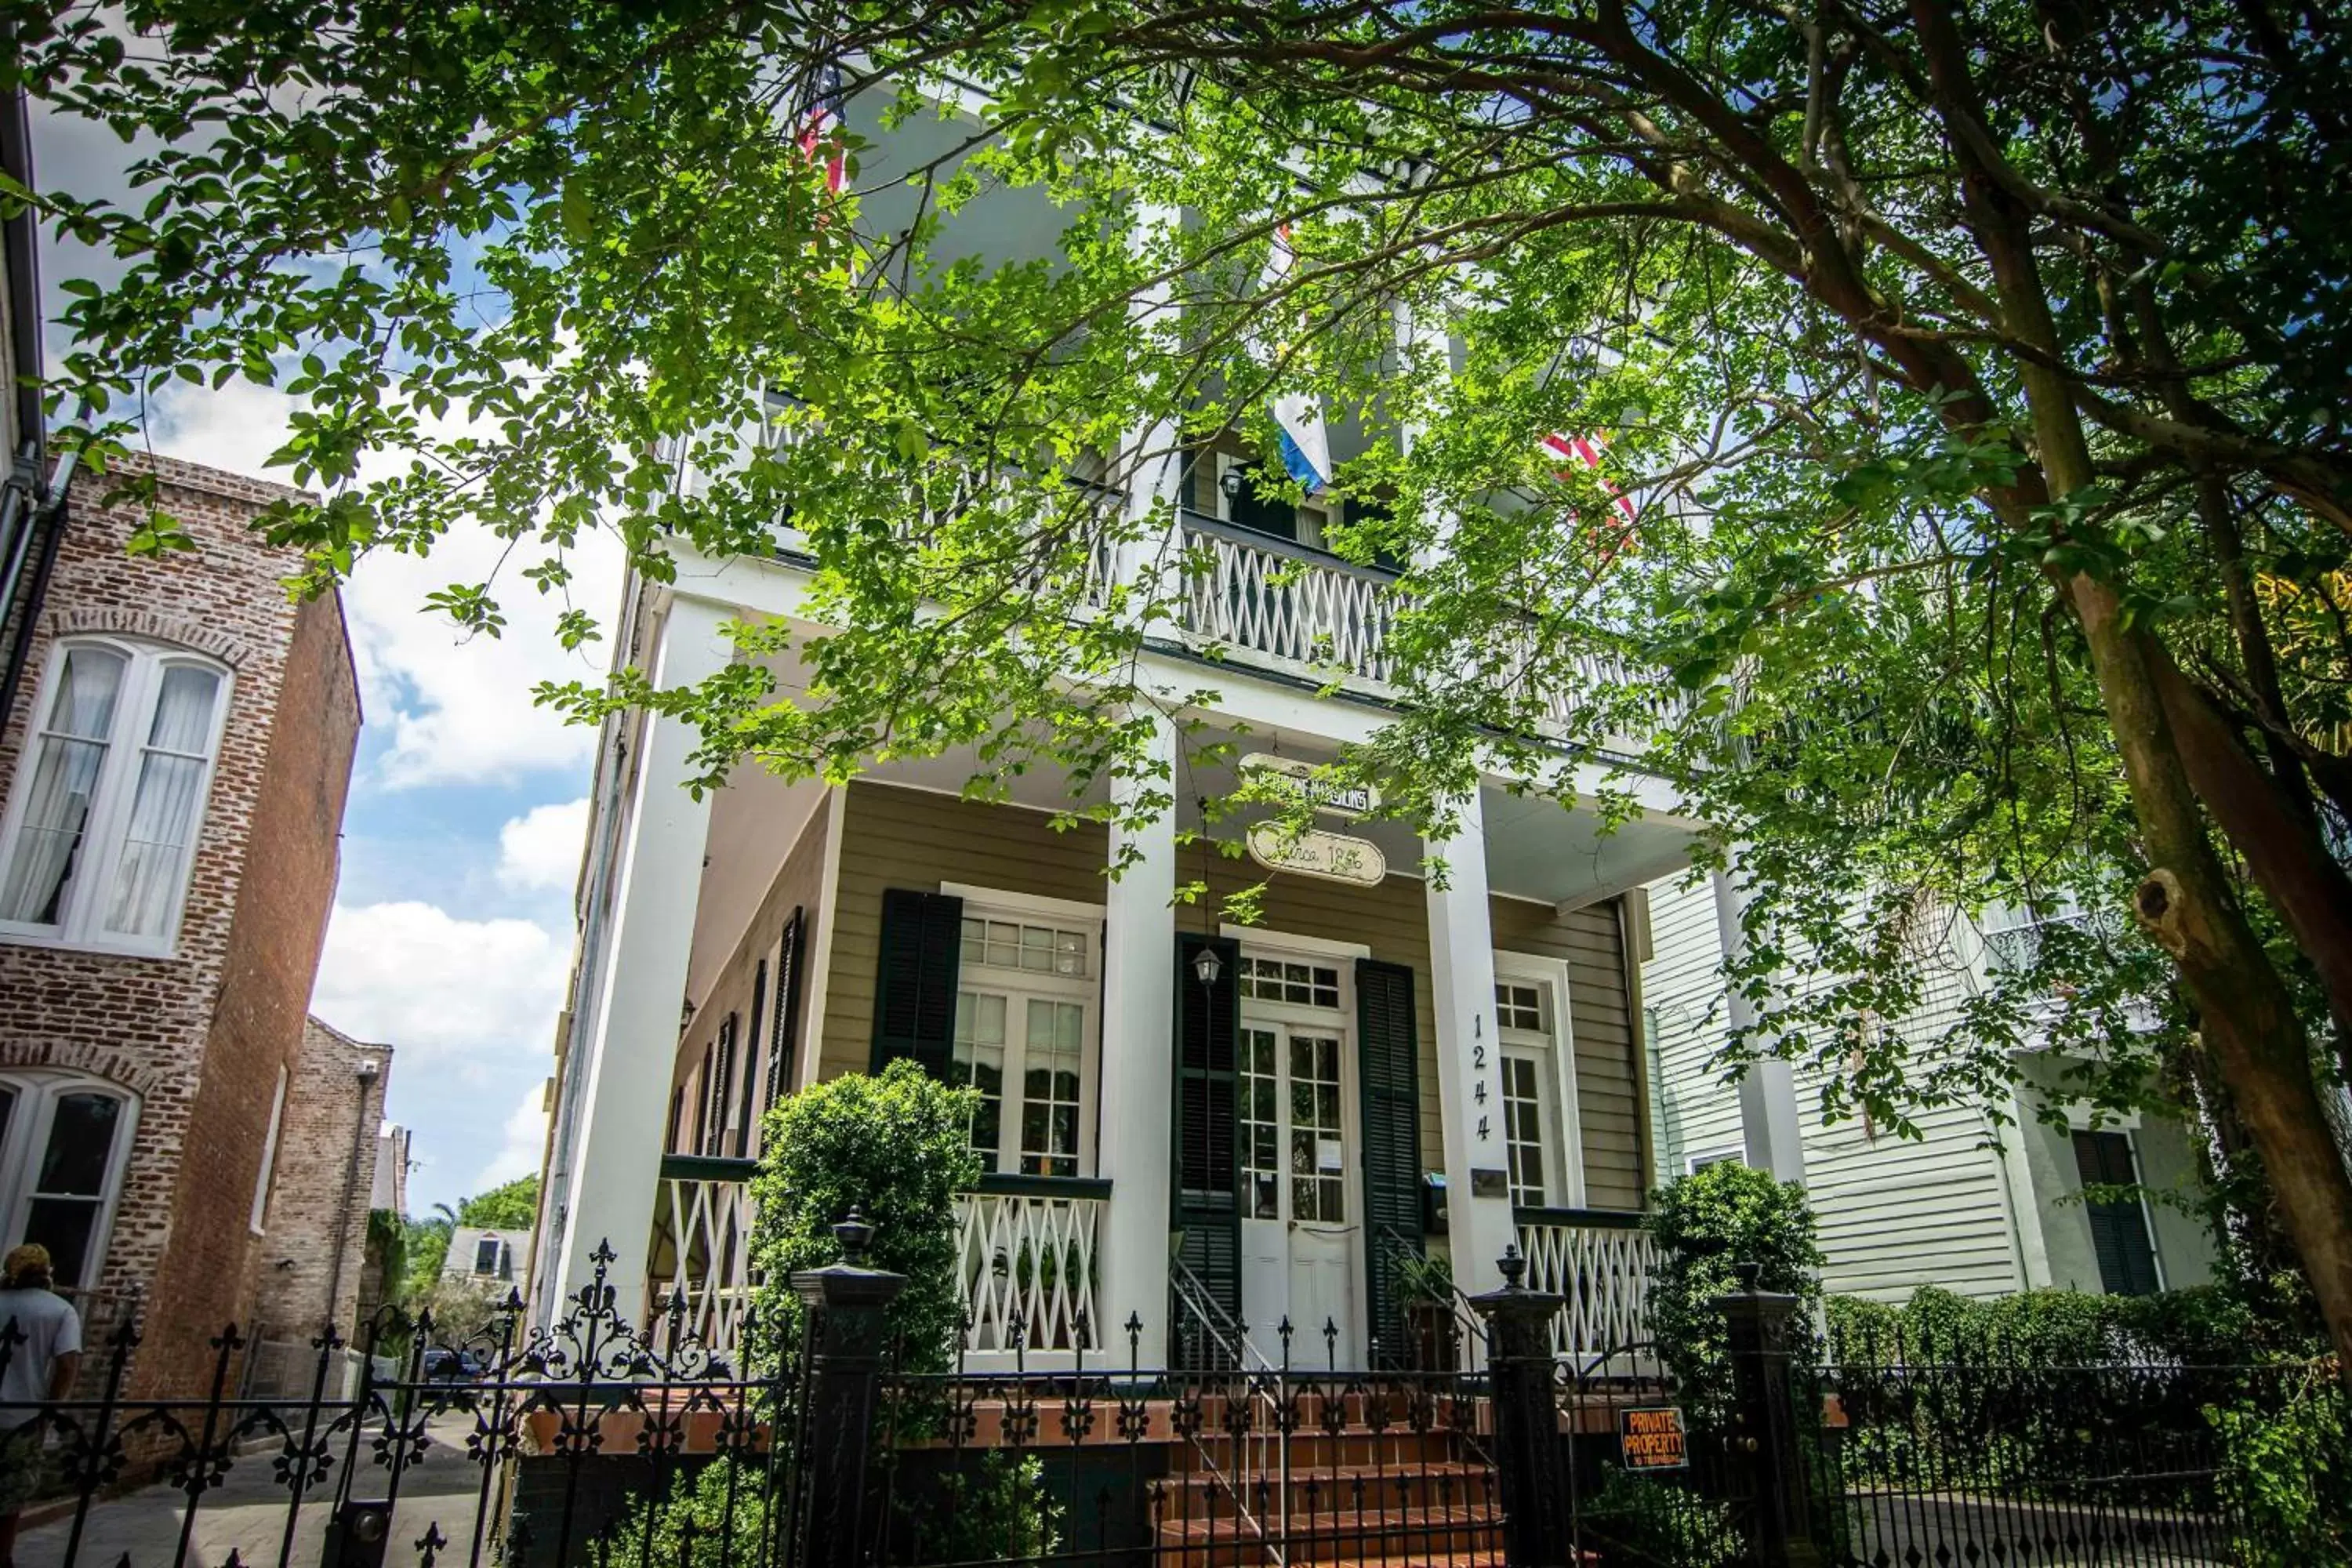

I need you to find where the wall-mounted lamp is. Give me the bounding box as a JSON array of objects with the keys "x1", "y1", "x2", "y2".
[
  {"x1": 1218, "y1": 466, "x2": 1246, "y2": 503},
  {"x1": 1192, "y1": 946, "x2": 1225, "y2": 989}
]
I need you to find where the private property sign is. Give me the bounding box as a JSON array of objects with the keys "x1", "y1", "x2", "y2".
[{"x1": 1618, "y1": 1406, "x2": 1690, "y2": 1471}]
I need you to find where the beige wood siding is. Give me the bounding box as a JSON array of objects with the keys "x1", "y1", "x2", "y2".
[
  {"x1": 810, "y1": 783, "x2": 1646, "y2": 1211},
  {"x1": 670, "y1": 792, "x2": 832, "y2": 1157},
  {"x1": 818, "y1": 782, "x2": 1110, "y2": 1081},
  {"x1": 1490, "y1": 895, "x2": 1649, "y2": 1210},
  {"x1": 1199, "y1": 855, "x2": 1445, "y2": 1175}
]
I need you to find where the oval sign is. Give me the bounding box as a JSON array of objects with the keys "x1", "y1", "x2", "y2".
[{"x1": 1245, "y1": 822, "x2": 1387, "y2": 887}]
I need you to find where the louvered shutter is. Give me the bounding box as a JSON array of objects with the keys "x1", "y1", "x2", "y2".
[
  {"x1": 1357, "y1": 958, "x2": 1423, "y2": 1359},
  {"x1": 705, "y1": 1017, "x2": 738, "y2": 1157},
  {"x1": 766, "y1": 907, "x2": 807, "y2": 1109},
  {"x1": 1172, "y1": 932, "x2": 1243, "y2": 1320},
  {"x1": 870, "y1": 888, "x2": 964, "y2": 1078},
  {"x1": 736, "y1": 964, "x2": 766, "y2": 1160},
  {"x1": 2073, "y1": 1130, "x2": 2160, "y2": 1297}
]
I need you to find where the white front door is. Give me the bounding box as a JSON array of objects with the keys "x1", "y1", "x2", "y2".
[{"x1": 1236, "y1": 972, "x2": 1362, "y2": 1367}]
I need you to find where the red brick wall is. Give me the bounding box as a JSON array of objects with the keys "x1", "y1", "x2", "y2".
[
  {"x1": 246, "y1": 1017, "x2": 392, "y2": 1350},
  {"x1": 0, "y1": 453, "x2": 360, "y2": 1397}
]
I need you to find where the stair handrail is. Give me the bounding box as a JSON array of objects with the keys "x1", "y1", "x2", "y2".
[{"x1": 1167, "y1": 1257, "x2": 1287, "y2": 1566}]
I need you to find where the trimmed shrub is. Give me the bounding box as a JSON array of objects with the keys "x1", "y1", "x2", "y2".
[
  {"x1": 749, "y1": 1059, "x2": 985, "y2": 1373},
  {"x1": 1644, "y1": 1160, "x2": 1824, "y2": 1400}
]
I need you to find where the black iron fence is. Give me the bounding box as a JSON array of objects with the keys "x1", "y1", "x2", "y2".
[
  {"x1": 1813, "y1": 1317, "x2": 2301, "y2": 1567},
  {"x1": 2, "y1": 1225, "x2": 2313, "y2": 1568}
]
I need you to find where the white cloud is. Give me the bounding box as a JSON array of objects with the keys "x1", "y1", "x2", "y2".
[
  {"x1": 499, "y1": 797, "x2": 591, "y2": 895},
  {"x1": 312, "y1": 900, "x2": 569, "y2": 1074},
  {"x1": 140, "y1": 377, "x2": 626, "y2": 792},
  {"x1": 474, "y1": 1086, "x2": 552, "y2": 1192}
]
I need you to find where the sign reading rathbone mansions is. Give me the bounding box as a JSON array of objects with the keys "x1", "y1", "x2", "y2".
[
  {"x1": 1245, "y1": 822, "x2": 1387, "y2": 887},
  {"x1": 1618, "y1": 1406, "x2": 1689, "y2": 1471},
  {"x1": 1240, "y1": 753, "x2": 1381, "y2": 819}
]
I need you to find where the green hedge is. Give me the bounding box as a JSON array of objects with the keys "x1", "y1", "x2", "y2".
[{"x1": 1824, "y1": 1281, "x2": 2300, "y2": 1367}]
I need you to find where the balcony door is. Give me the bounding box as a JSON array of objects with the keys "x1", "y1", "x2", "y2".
[{"x1": 1236, "y1": 950, "x2": 1361, "y2": 1367}]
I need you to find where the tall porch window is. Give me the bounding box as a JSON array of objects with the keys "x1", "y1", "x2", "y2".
[
  {"x1": 1494, "y1": 956, "x2": 1583, "y2": 1210},
  {"x1": 949, "y1": 907, "x2": 1098, "y2": 1178}
]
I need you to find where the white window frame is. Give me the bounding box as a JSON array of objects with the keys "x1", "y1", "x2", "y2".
[
  {"x1": 0, "y1": 1069, "x2": 142, "y2": 1290},
  {"x1": 1686, "y1": 1148, "x2": 1744, "y2": 1174},
  {"x1": 1492, "y1": 952, "x2": 1586, "y2": 1210},
  {"x1": 0, "y1": 636, "x2": 234, "y2": 957},
  {"x1": 946, "y1": 884, "x2": 1104, "y2": 1180},
  {"x1": 1226, "y1": 926, "x2": 1367, "y2": 1229},
  {"x1": 250, "y1": 1064, "x2": 289, "y2": 1234}
]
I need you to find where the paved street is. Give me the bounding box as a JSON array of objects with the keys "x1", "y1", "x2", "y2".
[{"x1": 15, "y1": 1416, "x2": 494, "y2": 1568}]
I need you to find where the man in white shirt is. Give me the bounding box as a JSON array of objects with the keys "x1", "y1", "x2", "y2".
[{"x1": 0, "y1": 1243, "x2": 82, "y2": 1568}]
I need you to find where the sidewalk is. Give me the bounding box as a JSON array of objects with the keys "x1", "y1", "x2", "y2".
[{"x1": 14, "y1": 1414, "x2": 492, "y2": 1568}]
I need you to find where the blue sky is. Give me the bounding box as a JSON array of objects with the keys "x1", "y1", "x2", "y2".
[{"x1": 31, "y1": 111, "x2": 619, "y2": 1217}]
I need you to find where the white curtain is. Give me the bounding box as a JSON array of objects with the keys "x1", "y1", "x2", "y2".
[
  {"x1": 103, "y1": 665, "x2": 221, "y2": 938},
  {"x1": 0, "y1": 648, "x2": 125, "y2": 925}
]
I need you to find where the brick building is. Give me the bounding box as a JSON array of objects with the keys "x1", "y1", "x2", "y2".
[
  {"x1": 0, "y1": 452, "x2": 363, "y2": 1397},
  {"x1": 242, "y1": 1016, "x2": 397, "y2": 1392}
]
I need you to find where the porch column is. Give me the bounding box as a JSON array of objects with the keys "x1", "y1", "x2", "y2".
[
  {"x1": 1115, "y1": 201, "x2": 1187, "y2": 641},
  {"x1": 548, "y1": 593, "x2": 734, "y2": 1322},
  {"x1": 1096, "y1": 707, "x2": 1178, "y2": 1359},
  {"x1": 1711, "y1": 864, "x2": 1807, "y2": 1185},
  {"x1": 1425, "y1": 789, "x2": 1518, "y2": 1295}
]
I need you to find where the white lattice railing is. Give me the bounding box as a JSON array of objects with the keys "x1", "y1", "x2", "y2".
[
  {"x1": 953, "y1": 1181, "x2": 1109, "y2": 1358},
  {"x1": 651, "y1": 1156, "x2": 760, "y2": 1358},
  {"x1": 1515, "y1": 1211, "x2": 1658, "y2": 1361},
  {"x1": 1181, "y1": 515, "x2": 1402, "y2": 685}
]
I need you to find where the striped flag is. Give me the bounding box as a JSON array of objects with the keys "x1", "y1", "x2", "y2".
[
  {"x1": 1539, "y1": 430, "x2": 1638, "y2": 531},
  {"x1": 799, "y1": 64, "x2": 847, "y2": 194},
  {"x1": 1254, "y1": 224, "x2": 1332, "y2": 493}
]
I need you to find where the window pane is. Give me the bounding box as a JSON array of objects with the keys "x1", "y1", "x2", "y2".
[
  {"x1": 1018, "y1": 1000, "x2": 1083, "y2": 1178},
  {"x1": 37, "y1": 1092, "x2": 122, "y2": 1196},
  {"x1": 1502, "y1": 1054, "x2": 1548, "y2": 1207},
  {"x1": 953, "y1": 991, "x2": 1007, "y2": 1164},
  {"x1": 1, "y1": 734, "x2": 111, "y2": 925},
  {"x1": 22, "y1": 1197, "x2": 100, "y2": 1290},
  {"x1": 103, "y1": 751, "x2": 209, "y2": 937},
  {"x1": 46, "y1": 647, "x2": 127, "y2": 739},
  {"x1": 146, "y1": 666, "x2": 221, "y2": 753},
  {"x1": 1239, "y1": 1028, "x2": 1280, "y2": 1219}
]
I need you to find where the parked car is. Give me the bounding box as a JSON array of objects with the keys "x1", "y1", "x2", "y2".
[{"x1": 420, "y1": 1347, "x2": 486, "y2": 1381}]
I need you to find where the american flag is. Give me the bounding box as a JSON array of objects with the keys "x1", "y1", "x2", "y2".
[
  {"x1": 1538, "y1": 430, "x2": 1638, "y2": 530},
  {"x1": 799, "y1": 63, "x2": 846, "y2": 194}
]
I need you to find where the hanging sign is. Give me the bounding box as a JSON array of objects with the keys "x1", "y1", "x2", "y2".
[
  {"x1": 1241, "y1": 753, "x2": 1381, "y2": 819},
  {"x1": 1246, "y1": 823, "x2": 1387, "y2": 887},
  {"x1": 1618, "y1": 1406, "x2": 1690, "y2": 1472}
]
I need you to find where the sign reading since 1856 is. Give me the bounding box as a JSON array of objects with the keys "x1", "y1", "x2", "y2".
[
  {"x1": 1245, "y1": 823, "x2": 1388, "y2": 887},
  {"x1": 1240, "y1": 753, "x2": 1381, "y2": 819},
  {"x1": 1618, "y1": 1406, "x2": 1690, "y2": 1471}
]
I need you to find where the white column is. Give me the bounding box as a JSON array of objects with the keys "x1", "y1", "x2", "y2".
[
  {"x1": 1095, "y1": 709, "x2": 1178, "y2": 1356},
  {"x1": 1425, "y1": 789, "x2": 1517, "y2": 1294},
  {"x1": 549, "y1": 593, "x2": 734, "y2": 1321},
  {"x1": 1710, "y1": 865, "x2": 1807, "y2": 1185},
  {"x1": 1115, "y1": 203, "x2": 1187, "y2": 637}
]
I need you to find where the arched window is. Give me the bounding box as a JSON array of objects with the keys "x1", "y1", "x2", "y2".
[
  {"x1": 0, "y1": 637, "x2": 230, "y2": 954},
  {"x1": 0, "y1": 1071, "x2": 140, "y2": 1290}
]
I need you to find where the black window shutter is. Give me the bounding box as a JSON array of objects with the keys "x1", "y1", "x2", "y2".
[
  {"x1": 706, "y1": 1015, "x2": 739, "y2": 1157},
  {"x1": 870, "y1": 888, "x2": 964, "y2": 1078},
  {"x1": 1357, "y1": 957, "x2": 1423, "y2": 1359},
  {"x1": 766, "y1": 907, "x2": 807, "y2": 1109},
  {"x1": 736, "y1": 964, "x2": 766, "y2": 1160},
  {"x1": 1172, "y1": 931, "x2": 1243, "y2": 1322},
  {"x1": 2073, "y1": 1130, "x2": 2160, "y2": 1296}
]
